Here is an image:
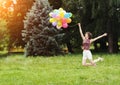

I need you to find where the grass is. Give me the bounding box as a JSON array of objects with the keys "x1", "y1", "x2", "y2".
[{"x1": 0, "y1": 53, "x2": 120, "y2": 85}]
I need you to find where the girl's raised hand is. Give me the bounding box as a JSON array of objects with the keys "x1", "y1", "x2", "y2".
[
  {"x1": 78, "y1": 23, "x2": 81, "y2": 26},
  {"x1": 103, "y1": 33, "x2": 107, "y2": 36}
]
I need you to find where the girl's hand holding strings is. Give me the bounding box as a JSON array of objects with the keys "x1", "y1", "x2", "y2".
[
  {"x1": 78, "y1": 23, "x2": 81, "y2": 27},
  {"x1": 103, "y1": 33, "x2": 107, "y2": 36}
]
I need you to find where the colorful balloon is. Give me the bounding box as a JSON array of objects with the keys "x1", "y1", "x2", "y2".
[
  {"x1": 62, "y1": 23, "x2": 68, "y2": 28},
  {"x1": 52, "y1": 22, "x2": 57, "y2": 26},
  {"x1": 66, "y1": 18, "x2": 72, "y2": 23},
  {"x1": 49, "y1": 18, "x2": 56, "y2": 23},
  {"x1": 49, "y1": 8, "x2": 72, "y2": 29}
]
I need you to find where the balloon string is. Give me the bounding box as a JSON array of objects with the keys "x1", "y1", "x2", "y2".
[{"x1": 69, "y1": 23, "x2": 78, "y2": 28}]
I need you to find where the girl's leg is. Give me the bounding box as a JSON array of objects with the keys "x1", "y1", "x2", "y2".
[
  {"x1": 82, "y1": 50, "x2": 96, "y2": 66},
  {"x1": 82, "y1": 59, "x2": 96, "y2": 66},
  {"x1": 93, "y1": 57, "x2": 104, "y2": 63}
]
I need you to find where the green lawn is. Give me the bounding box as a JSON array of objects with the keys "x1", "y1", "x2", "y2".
[{"x1": 0, "y1": 53, "x2": 120, "y2": 85}]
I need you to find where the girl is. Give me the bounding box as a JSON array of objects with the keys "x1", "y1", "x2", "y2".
[{"x1": 78, "y1": 23, "x2": 107, "y2": 66}]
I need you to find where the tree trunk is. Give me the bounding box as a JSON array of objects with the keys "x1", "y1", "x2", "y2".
[
  {"x1": 108, "y1": 33, "x2": 118, "y2": 53},
  {"x1": 66, "y1": 41, "x2": 74, "y2": 53},
  {"x1": 107, "y1": 19, "x2": 119, "y2": 53}
]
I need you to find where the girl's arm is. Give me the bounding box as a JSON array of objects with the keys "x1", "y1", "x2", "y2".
[
  {"x1": 90, "y1": 33, "x2": 107, "y2": 43},
  {"x1": 78, "y1": 23, "x2": 85, "y2": 40}
]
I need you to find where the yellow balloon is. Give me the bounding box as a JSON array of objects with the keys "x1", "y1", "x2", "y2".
[
  {"x1": 59, "y1": 11, "x2": 65, "y2": 18},
  {"x1": 57, "y1": 21, "x2": 62, "y2": 27},
  {"x1": 49, "y1": 18, "x2": 56, "y2": 23},
  {"x1": 59, "y1": 8, "x2": 64, "y2": 11},
  {"x1": 67, "y1": 18, "x2": 72, "y2": 23}
]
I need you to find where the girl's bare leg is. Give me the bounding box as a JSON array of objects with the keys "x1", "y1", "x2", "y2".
[
  {"x1": 93, "y1": 57, "x2": 104, "y2": 63},
  {"x1": 82, "y1": 59, "x2": 96, "y2": 66}
]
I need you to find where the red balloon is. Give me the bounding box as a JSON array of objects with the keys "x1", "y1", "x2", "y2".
[{"x1": 62, "y1": 18, "x2": 67, "y2": 24}]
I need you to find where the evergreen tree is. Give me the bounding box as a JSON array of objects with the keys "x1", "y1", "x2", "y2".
[{"x1": 22, "y1": 0, "x2": 62, "y2": 56}]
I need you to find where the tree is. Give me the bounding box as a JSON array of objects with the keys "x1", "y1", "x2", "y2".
[
  {"x1": 85, "y1": 0, "x2": 120, "y2": 53},
  {"x1": 48, "y1": 0, "x2": 62, "y2": 9},
  {"x1": 7, "y1": 0, "x2": 34, "y2": 50},
  {"x1": 62, "y1": 0, "x2": 120, "y2": 53},
  {"x1": 61, "y1": 0, "x2": 86, "y2": 52},
  {"x1": 0, "y1": 20, "x2": 9, "y2": 51},
  {"x1": 106, "y1": 0, "x2": 120, "y2": 53},
  {"x1": 22, "y1": 0, "x2": 63, "y2": 56}
]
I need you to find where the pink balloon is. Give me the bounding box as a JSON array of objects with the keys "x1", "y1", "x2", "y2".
[{"x1": 62, "y1": 23, "x2": 68, "y2": 28}]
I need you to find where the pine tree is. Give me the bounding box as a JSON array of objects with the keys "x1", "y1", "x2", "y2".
[{"x1": 22, "y1": 0, "x2": 63, "y2": 56}]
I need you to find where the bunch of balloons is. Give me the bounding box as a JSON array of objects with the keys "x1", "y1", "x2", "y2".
[{"x1": 49, "y1": 8, "x2": 72, "y2": 29}]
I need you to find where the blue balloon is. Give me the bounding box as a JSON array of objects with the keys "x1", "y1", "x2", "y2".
[
  {"x1": 64, "y1": 13, "x2": 72, "y2": 18},
  {"x1": 53, "y1": 10, "x2": 59, "y2": 14},
  {"x1": 64, "y1": 13, "x2": 70, "y2": 18},
  {"x1": 69, "y1": 13, "x2": 72, "y2": 17}
]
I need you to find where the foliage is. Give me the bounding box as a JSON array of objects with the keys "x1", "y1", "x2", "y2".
[
  {"x1": 0, "y1": 0, "x2": 34, "y2": 50},
  {"x1": 48, "y1": 0, "x2": 62, "y2": 9},
  {"x1": 62, "y1": 0, "x2": 120, "y2": 53},
  {"x1": 7, "y1": 0, "x2": 34, "y2": 49},
  {"x1": 22, "y1": 0, "x2": 63, "y2": 56},
  {"x1": 0, "y1": 0, "x2": 13, "y2": 19},
  {"x1": 0, "y1": 54, "x2": 120, "y2": 85},
  {"x1": 0, "y1": 20, "x2": 9, "y2": 51}
]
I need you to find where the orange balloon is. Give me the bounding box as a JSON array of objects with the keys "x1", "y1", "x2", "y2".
[{"x1": 66, "y1": 18, "x2": 72, "y2": 23}]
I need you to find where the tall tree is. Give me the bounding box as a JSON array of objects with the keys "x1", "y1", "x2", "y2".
[
  {"x1": 22, "y1": 0, "x2": 63, "y2": 56},
  {"x1": 48, "y1": 0, "x2": 62, "y2": 9},
  {"x1": 106, "y1": 0, "x2": 120, "y2": 53},
  {"x1": 62, "y1": 0, "x2": 120, "y2": 53},
  {"x1": 88, "y1": 0, "x2": 120, "y2": 53},
  {"x1": 0, "y1": 20, "x2": 9, "y2": 51},
  {"x1": 7, "y1": 0, "x2": 34, "y2": 50}
]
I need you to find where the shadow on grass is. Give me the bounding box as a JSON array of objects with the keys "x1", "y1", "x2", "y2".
[
  {"x1": 0, "y1": 52, "x2": 24, "y2": 58},
  {"x1": 0, "y1": 53, "x2": 8, "y2": 58}
]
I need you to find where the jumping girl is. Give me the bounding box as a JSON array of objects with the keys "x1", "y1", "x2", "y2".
[{"x1": 78, "y1": 23, "x2": 107, "y2": 66}]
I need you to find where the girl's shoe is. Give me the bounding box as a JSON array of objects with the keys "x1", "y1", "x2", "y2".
[{"x1": 98, "y1": 57, "x2": 104, "y2": 61}]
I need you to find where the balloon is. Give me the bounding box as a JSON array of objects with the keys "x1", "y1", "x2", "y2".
[
  {"x1": 59, "y1": 8, "x2": 64, "y2": 11},
  {"x1": 52, "y1": 22, "x2": 57, "y2": 26},
  {"x1": 57, "y1": 21, "x2": 62, "y2": 27},
  {"x1": 64, "y1": 13, "x2": 70, "y2": 18},
  {"x1": 62, "y1": 23, "x2": 68, "y2": 28},
  {"x1": 51, "y1": 13, "x2": 57, "y2": 18},
  {"x1": 64, "y1": 13, "x2": 72, "y2": 18},
  {"x1": 62, "y1": 18, "x2": 67, "y2": 24},
  {"x1": 56, "y1": 16, "x2": 61, "y2": 21},
  {"x1": 56, "y1": 25, "x2": 61, "y2": 29},
  {"x1": 59, "y1": 11, "x2": 65, "y2": 17},
  {"x1": 49, "y1": 18, "x2": 56, "y2": 23},
  {"x1": 69, "y1": 13, "x2": 72, "y2": 17},
  {"x1": 66, "y1": 18, "x2": 72, "y2": 23},
  {"x1": 49, "y1": 13, "x2": 53, "y2": 16},
  {"x1": 49, "y1": 8, "x2": 72, "y2": 29}
]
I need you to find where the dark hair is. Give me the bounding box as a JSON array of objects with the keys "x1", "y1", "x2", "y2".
[{"x1": 85, "y1": 32, "x2": 92, "y2": 39}]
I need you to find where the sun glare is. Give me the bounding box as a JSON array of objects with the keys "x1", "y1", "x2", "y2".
[{"x1": 0, "y1": 0, "x2": 17, "y2": 11}]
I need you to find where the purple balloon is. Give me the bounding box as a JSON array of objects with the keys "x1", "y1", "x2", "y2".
[
  {"x1": 51, "y1": 13, "x2": 57, "y2": 18},
  {"x1": 52, "y1": 22, "x2": 57, "y2": 26}
]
